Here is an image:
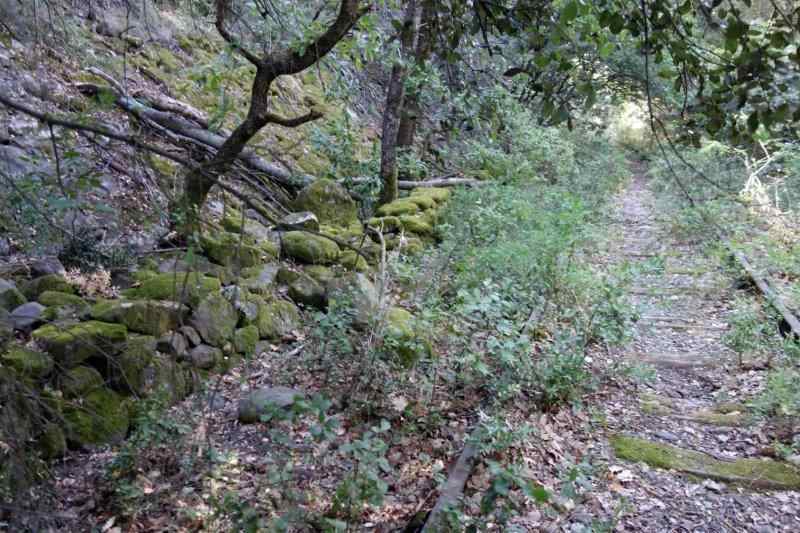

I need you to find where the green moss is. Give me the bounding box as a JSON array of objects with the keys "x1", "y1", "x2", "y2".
[
  {"x1": 90, "y1": 299, "x2": 188, "y2": 337},
  {"x1": 22, "y1": 275, "x2": 74, "y2": 299},
  {"x1": 1, "y1": 344, "x2": 53, "y2": 379},
  {"x1": 406, "y1": 194, "x2": 436, "y2": 210},
  {"x1": 201, "y1": 232, "x2": 273, "y2": 268},
  {"x1": 376, "y1": 199, "x2": 420, "y2": 217},
  {"x1": 640, "y1": 399, "x2": 671, "y2": 415},
  {"x1": 340, "y1": 250, "x2": 369, "y2": 272},
  {"x1": 39, "y1": 423, "x2": 67, "y2": 459},
  {"x1": 112, "y1": 334, "x2": 157, "y2": 395},
  {"x1": 292, "y1": 179, "x2": 359, "y2": 225},
  {"x1": 288, "y1": 273, "x2": 326, "y2": 309},
  {"x1": 0, "y1": 281, "x2": 26, "y2": 311},
  {"x1": 305, "y1": 265, "x2": 334, "y2": 284},
  {"x1": 277, "y1": 267, "x2": 301, "y2": 284},
  {"x1": 610, "y1": 434, "x2": 800, "y2": 489},
  {"x1": 384, "y1": 307, "x2": 423, "y2": 368},
  {"x1": 233, "y1": 325, "x2": 259, "y2": 355},
  {"x1": 190, "y1": 293, "x2": 237, "y2": 347},
  {"x1": 122, "y1": 272, "x2": 220, "y2": 307},
  {"x1": 319, "y1": 223, "x2": 364, "y2": 242},
  {"x1": 282, "y1": 231, "x2": 340, "y2": 265},
  {"x1": 38, "y1": 291, "x2": 87, "y2": 308},
  {"x1": 257, "y1": 300, "x2": 301, "y2": 340},
  {"x1": 58, "y1": 366, "x2": 104, "y2": 397},
  {"x1": 367, "y1": 216, "x2": 401, "y2": 232},
  {"x1": 399, "y1": 214, "x2": 434, "y2": 236},
  {"x1": 32, "y1": 321, "x2": 128, "y2": 368},
  {"x1": 410, "y1": 187, "x2": 451, "y2": 204},
  {"x1": 64, "y1": 387, "x2": 130, "y2": 446},
  {"x1": 133, "y1": 269, "x2": 159, "y2": 282}
]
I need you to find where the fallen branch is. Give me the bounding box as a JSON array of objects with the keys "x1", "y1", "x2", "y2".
[{"x1": 421, "y1": 434, "x2": 478, "y2": 532}]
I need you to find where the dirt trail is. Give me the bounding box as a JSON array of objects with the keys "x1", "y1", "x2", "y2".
[{"x1": 598, "y1": 163, "x2": 800, "y2": 531}]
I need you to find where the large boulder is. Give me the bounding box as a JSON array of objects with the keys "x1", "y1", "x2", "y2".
[
  {"x1": 63, "y1": 387, "x2": 129, "y2": 446},
  {"x1": 282, "y1": 231, "x2": 340, "y2": 265},
  {"x1": 287, "y1": 273, "x2": 327, "y2": 309},
  {"x1": 121, "y1": 272, "x2": 220, "y2": 308},
  {"x1": 256, "y1": 300, "x2": 300, "y2": 340},
  {"x1": 91, "y1": 299, "x2": 188, "y2": 337},
  {"x1": 201, "y1": 232, "x2": 278, "y2": 269},
  {"x1": 190, "y1": 293, "x2": 237, "y2": 347},
  {"x1": 237, "y1": 386, "x2": 306, "y2": 424},
  {"x1": 329, "y1": 273, "x2": 380, "y2": 329},
  {"x1": 32, "y1": 321, "x2": 128, "y2": 368},
  {"x1": 1, "y1": 344, "x2": 53, "y2": 379},
  {"x1": 292, "y1": 179, "x2": 358, "y2": 225},
  {"x1": 58, "y1": 366, "x2": 105, "y2": 398},
  {"x1": 9, "y1": 302, "x2": 45, "y2": 332},
  {"x1": 0, "y1": 279, "x2": 26, "y2": 311},
  {"x1": 384, "y1": 307, "x2": 425, "y2": 368}
]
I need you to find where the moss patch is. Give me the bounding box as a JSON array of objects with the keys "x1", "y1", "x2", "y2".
[
  {"x1": 91, "y1": 299, "x2": 188, "y2": 337},
  {"x1": 292, "y1": 179, "x2": 358, "y2": 225},
  {"x1": 1, "y1": 344, "x2": 53, "y2": 379},
  {"x1": 32, "y1": 321, "x2": 128, "y2": 368},
  {"x1": 410, "y1": 187, "x2": 451, "y2": 204},
  {"x1": 122, "y1": 272, "x2": 220, "y2": 307},
  {"x1": 377, "y1": 199, "x2": 420, "y2": 217},
  {"x1": 201, "y1": 232, "x2": 276, "y2": 269},
  {"x1": 58, "y1": 366, "x2": 104, "y2": 398},
  {"x1": 610, "y1": 434, "x2": 800, "y2": 490},
  {"x1": 233, "y1": 325, "x2": 259, "y2": 355},
  {"x1": 22, "y1": 274, "x2": 74, "y2": 300},
  {"x1": 257, "y1": 300, "x2": 300, "y2": 340},
  {"x1": 282, "y1": 231, "x2": 340, "y2": 265},
  {"x1": 63, "y1": 387, "x2": 129, "y2": 446}
]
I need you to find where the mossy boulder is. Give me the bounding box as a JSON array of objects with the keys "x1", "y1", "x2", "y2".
[
  {"x1": 386, "y1": 235, "x2": 424, "y2": 254},
  {"x1": 157, "y1": 255, "x2": 233, "y2": 284},
  {"x1": 111, "y1": 334, "x2": 157, "y2": 395},
  {"x1": 329, "y1": 273, "x2": 379, "y2": 329},
  {"x1": 377, "y1": 199, "x2": 420, "y2": 217},
  {"x1": 233, "y1": 325, "x2": 259, "y2": 355},
  {"x1": 384, "y1": 307, "x2": 426, "y2": 368},
  {"x1": 58, "y1": 366, "x2": 105, "y2": 398},
  {"x1": 367, "y1": 216, "x2": 402, "y2": 232},
  {"x1": 399, "y1": 214, "x2": 434, "y2": 236},
  {"x1": 39, "y1": 290, "x2": 90, "y2": 321},
  {"x1": 201, "y1": 232, "x2": 277, "y2": 269},
  {"x1": 0, "y1": 279, "x2": 26, "y2": 311},
  {"x1": 91, "y1": 299, "x2": 188, "y2": 337},
  {"x1": 282, "y1": 231, "x2": 340, "y2": 265},
  {"x1": 410, "y1": 187, "x2": 451, "y2": 204},
  {"x1": 305, "y1": 265, "x2": 335, "y2": 284},
  {"x1": 257, "y1": 300, "x2": 300, "y2": 340},
  {"x1": 340, "y1": 250, "x2": 369, "y2": 272},
  {"x1": 406, "y1": 194, "x2": 436, "y2": 210},
  {"x1": 63, "y1": 387, "x2": 129, "y2": 446},
  {"x1": 122, "y1": 272, "x2": 221, "y2": 307},
  {"x1": 277, "y1": 267, "x2": 301, "y2": 284},
  {"x1": 288, "y1": 273, "x2": 327, "y2": 309},
  {"x1": 610, "y1": 434, "x2": 800, "y2": 490},
  {"x1": 190, "y1": 293, "x2": 237, "y2": 347},
  {"x1": 1, "y1": 344, "x2": 53, "y2": 379},
  {"x1": 240, "y1": 263, "x2": 280, "y2": 295},
  {"x1": 39, "y1": 423, "x2": 67, "y2": 459},
  {"x1": 32, "y1": 321, "x2": 128, "y2": 368},
  {"x1": 139, "y1": 354, "x2": 189, "y2": 404},
  {"x1": 293, "y1": 179, "x2": 358, "y2": 225},
  {"x1": 22, "y1": 274, "x2": 74, "y2": 300},
  {"x1": 188, "y1": 344, "x2": 222, "y2": 370},
  {"x1": 278, "y1": 211, "x2": 320, "y2": 231}
]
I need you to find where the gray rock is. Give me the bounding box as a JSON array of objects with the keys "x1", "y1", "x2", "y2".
[
  {"x1": 278, "y1": 211, "x2": 320, "y2": 231},
  {"x1": 238, "y1": 386, "x2": 306, "y2": 424},
  {"x1": 188, "y1": 344, "x2": 222, "y2": 370},
  {"x1": 328, "y1": 273, "x2": 379, "y2": 329},
  {"x1": 241, "y1": 263, "x2": 280, "y2": 295},
  {"x1": 189, "y1": 293, "x2": 237, "y2": 347},
  {"x1": 179, "y1": 325, "x2": 202, "y2": 347},
  {"x1": 157, "y1": 331, "x2": 188, "y2": 357},
  {"x1": 30, "y1": 257, "x2": 65, "y2": 276},
  {"x1": 287, "y1": 273, "x2": 327, "y2": 309},
  {"x1": 10, "y1": 302, "x2": 45, "y2": 332},
  {"x1": 0, "y1": 279, "x2": 26, "y2": 311}
]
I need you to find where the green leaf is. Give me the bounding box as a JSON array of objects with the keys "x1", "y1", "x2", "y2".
[
  {"x1": 562, "y1": 1, "x2": 579, "y2": 23},
  {"x1": 599, "y1": 42, "x2": 614, "y2": 59}
]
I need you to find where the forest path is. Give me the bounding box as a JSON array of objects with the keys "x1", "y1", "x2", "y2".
[{"x1": 594, "y1": 161, "x2": 800, "y2": 532}]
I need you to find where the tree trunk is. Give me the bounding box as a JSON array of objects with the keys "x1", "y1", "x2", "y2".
[{"x1": 379, "y1": 0, "x2": 422, "y2": 205}]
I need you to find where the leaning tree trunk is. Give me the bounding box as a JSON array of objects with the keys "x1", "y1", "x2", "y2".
[{"x1": 378, "y1": 0, "x2": 422, "y2": 206}]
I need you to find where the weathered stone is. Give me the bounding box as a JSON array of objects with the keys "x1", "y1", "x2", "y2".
[
  {"x1": 157, "y1": 255, "x2": 232, "y2": 283},
  {"x1": 29, "y1": 257, "x2": 65, "y2": 277},
  {"x1": 292, "y1": 179, "x2": 358, "y2": 225},
  {"x1": 9, "y1": 302, "x2": 45, "y2": 332},
  {"x1": 233, "y1": 325, "x2": 259, "y2": 354},
  {"x1": 240, "y1": 263, "x2": 280, "y2": 295},
  {"x1": 399, "y1": 213, "x2": 435, "y2": 236},
  {"x1": 329, "y1": 273, "x2": 379, "y2": 329},
  {"x1": 190, "y1": 293, "x2": 237, "y2": 347},
  {"x1": 384, "y1": 307, "x2": 424, "y2": 367},
  {"x1": 305, "y1": 265, "x2": 335, "y2": 284},
  {"x1": 277, "y1": 267, "x2": 301, "y2": 284},
  {"x1": 64, "y1": 387, "x2": 129, "y2": 446},
  {"x1": 179, "y1": 325, "x2": 202, "y2": 347},
  {"x1": 112, "y1": 334, "x2": 157, "y2": 394},
  {"x1": 340, "y1": 250, "x2": 370, "y2": 272},
  {"x1": 22, "y1": 274, "x2": 75, "y2": 300},
  {"x1": 288, "y1": 273, "x2": 327, "y2": 309},
  {"x1": 188, "y1": 344, "x2": 222, "y2": 370},
  {"x1": 32, "y1": 321, "x2": 128, "y2": 368},
  {"x1": 121, "y1": 272, "x2": 220, "y2": 308},
  {"x1": 376, "y1": 199, "x2": 420, "y2": 217},
  {"x1": 58, "y1": 366, "x2": 105, "y2": 398},
  {"x1": 238, "y1": 386, "x2": 306, "y2": 424},
  {"x1": 256, "y1": 300, "x2": 300, "y2": 340},
  {"x1": 278, "y1": 211, "x2": 320, "y2": 231},
  {"x1": 38, "y1": 290, "x2": 89, "y2": 310},
  {"x1": 1, "y1": 344, "x2": 53, "y2": 379},
  {"x1": 0, "y1": 279, "x2": 26, "y2": 311},
  {"x1": 282, "y1": 231, "x2": 340, "y2": 265},
  {"x1": 610, "y1": 434, "x2": 800, "y2": 490},
  {"x1": 139, "y1": 354, "x2": 189, "y2": 404},
  {"x1": 201, "y1": 232, "x2": 277, "y2": 269},
  {"x1": 91, "y1": 299, "x2": 189, "y2": 337},
  {"x1": 157, "y1": 331, "x2": 188, "y2": 357}
]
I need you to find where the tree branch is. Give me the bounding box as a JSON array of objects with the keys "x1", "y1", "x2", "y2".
[{"x1": 215, "y1": 0, "x2": 263, "y2": 66}]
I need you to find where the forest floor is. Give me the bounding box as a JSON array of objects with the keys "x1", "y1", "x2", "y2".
[{"x1": 583, "y1": 162, "x2": 800, "y2": 532}]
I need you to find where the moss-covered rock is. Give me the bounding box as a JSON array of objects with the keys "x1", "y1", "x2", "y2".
[
  {"x1": 340, "y1": 250, "x2": 370, "y2": 272},
  {"x1": 201, "y1": 232, "x2": 277, "y2": 269},
  {"x1": 282, "y1": 231, "x2": 341, "y2": 265},
  {"x1": 240, "y1": 263, "x2": 280, "y2": 295},
  {"x1": 1, "y1": 344, "x2": 53, "y2": 379},
  {"x1": 305, "y1": 265, "x2": 334, "y2": 284},
  {"x1": 0, "y1": 279, "x2": 26, "y2": 311},
  {"x1": 386, "y1": 235, "x2": 424, "y2": 254},
  {"x1": 367, "y1": 216, "x2": 402, "y2": 232},
  {"x1": 406, "y1": 194, "x2": 436, "y2": 210},
  {"x1": 399, "y1": 214, "x2": 434, "y2": 236},
  {"x1": 377, "y1": 199, "x2": 421, "y2": 217},
  {"x1": 292, "y1": 179, "x2": 359, "y2": 225},
  {"x1": 63, "y1": 387, "x2": 129, "y2": 446},
  {"x1": 189, "y1": 293, "x2": 237, "y2": 347},
  {"x1": 410, "y1": 187, "x2": 451, "y2": 204},
  {"x1": 233, "y1": 325, "x2": 259, "y2": 355},
  {"x1": 39, "y1": 290, "x2": 90, "y2": 321},
  {"x1": 288, "y1": 273, "x2": 327, "y2": 309},
  {"x1": 329, "y1": 273, "x2": 379, "y2": 329},
  {"x1": 32, "y1": 321, "x2": 128, "y2": 368},
  {"x1": 188, "y1": 344, "x2": 222, "y2": 370},
  {"x1": 384, "y1": 307, "x2": 423, "y2": 367},
  {"x1": 58, "y1": 366, "x2": 104, "y2": 398},
  {"x1": 277, "y1": 267, "x2": 302, "y2": 284},
  {"x1": 91, "y1": 299, "x2": 188, "y2": 337},
  {"x1": 610, "y1": 434, "x2": 800, "y2": 490},
  {"x1": 22, "y1": 274, "x2": 74, "y2": 300},
  {"x1": 122, "y1": 272, "x2": 221, "y2": 308},
  {"x1": 257, "y1": 300, "x2": 300, "y2": 340},
  {"x1": 39, "y1": 423, "x2": 67, "y2": 459},
  {"x1": 139, "y1": 354, "x2": 189, "y2": 405},
  {"x1": 111, "y1": 334, "x2": 157, "y2": 395}
]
